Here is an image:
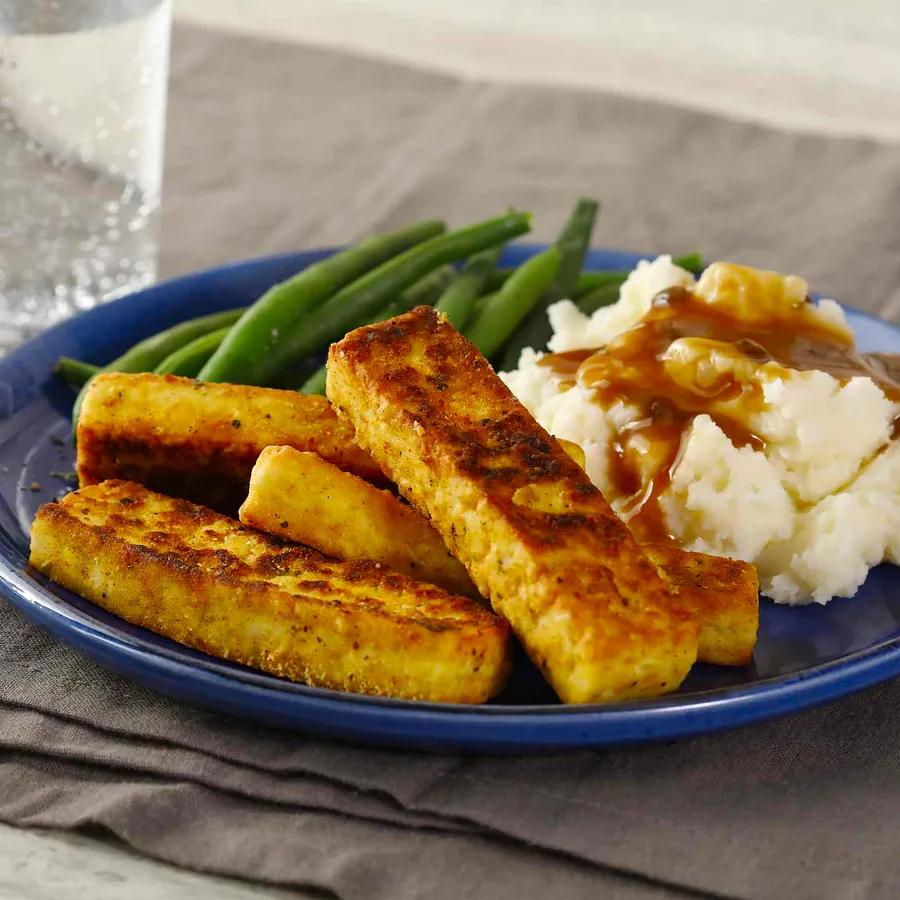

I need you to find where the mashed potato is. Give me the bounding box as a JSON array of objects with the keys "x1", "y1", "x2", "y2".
[{"x1": 501, "y1": 257, "x2": 900, "y2": 604}]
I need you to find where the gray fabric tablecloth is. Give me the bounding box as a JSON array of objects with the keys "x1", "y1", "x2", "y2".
[{"x1": 2, "y1": 23, "x2": 900, "y2": 900}]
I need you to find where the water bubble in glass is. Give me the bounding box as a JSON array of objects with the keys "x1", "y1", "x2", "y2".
[{"x1": 0, "y1": 0, "x2": 171, "y2": 351}]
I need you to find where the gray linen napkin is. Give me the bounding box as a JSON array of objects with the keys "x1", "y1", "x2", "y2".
[
  {"x1": 2, "y1": 22, "x2": 900, "y2": 900},
  {"x1": 0, "y1": 755, "x2": 682, "y2": 900},
  {"x1": 160, "y1": 28, "x2": 900, "y2": 321},
  {"x1": 3, "y1": 600, "x2": 900, "y2": 900}
]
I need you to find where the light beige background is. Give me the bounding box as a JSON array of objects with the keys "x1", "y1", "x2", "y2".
[{"x1": 177, "y1": 0, "x2": 900, "y2": 141}]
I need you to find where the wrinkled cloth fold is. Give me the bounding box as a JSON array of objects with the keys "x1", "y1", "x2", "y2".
[
  {"x1": 3, "y1": 600, "x2": 900, "y2": 900},
  {"x1": 2, "y1": 20, "x2": 900, "y2": 900}
]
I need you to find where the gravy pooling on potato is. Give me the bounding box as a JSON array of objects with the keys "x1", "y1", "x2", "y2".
[{"x1": 541, "y1": 270, "x2": 900, "y2": 543}]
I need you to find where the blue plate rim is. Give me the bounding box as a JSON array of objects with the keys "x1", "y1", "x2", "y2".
[
  {"x1": 1, "y1": 244, "x2": 898, "y2": 749},
  {"x1": 15, "y1": 243, "x2": 897, "y2": 358}
]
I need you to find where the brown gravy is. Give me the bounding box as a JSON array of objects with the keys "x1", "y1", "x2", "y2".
[{"x1": 540, "y1": 285, "x2": 900, "y2": 542}]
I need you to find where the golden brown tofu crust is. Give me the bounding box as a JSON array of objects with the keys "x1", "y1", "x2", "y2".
[
  {"x1": 77, "y1": 373, "x2": 383, "y2": 513},
  {"x1": 644, "y1": 543, "x2": 759, "y2": 666},
  {"x1": 239, "y1": 446, "x2": 479, "y2": 599},
  {"x1": 327, "y1": 306, "x2": 699, "y2": 704},
  {"x1": 554, "y1": 436, "x2": 759, "y2": 666},
  {"x1": 29, "y1": 480, "x2": 511, "y2": 703}
]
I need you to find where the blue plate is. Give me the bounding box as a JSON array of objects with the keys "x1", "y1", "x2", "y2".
[{"x1": 1, "y1": 246, "x2": 898, "y2": 752}]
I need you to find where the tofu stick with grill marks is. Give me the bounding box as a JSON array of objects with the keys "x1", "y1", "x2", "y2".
[
  {"x1": 29, "y1": 480, "x2": 511, "y2": 703},
  {"x1": 327, "y1": 306, "x2": 699, "y2": 704},
  {"x1": 239, "y1": 446, "x2": 479, "y2": 599},
  {"x1": 643, "y1": 544, "x2": 758, "y2": 666},
  {"x1": 557, "y1": 440, "x2": 759, "y2": 666},
  {"x1": 239, "y1": 447, "x2": 758, "y2": 665},
  {"x1": 77, "y1": 372, "x2": 383, "y2": 513}
]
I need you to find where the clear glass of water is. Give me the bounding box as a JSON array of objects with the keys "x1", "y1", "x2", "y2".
[{"x1": 0, "y1": 0, "x2": 171, "y2": 351}]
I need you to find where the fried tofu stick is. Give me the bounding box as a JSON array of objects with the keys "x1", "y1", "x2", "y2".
[
  {"x1": 241, "y1": 448, "x2": 757, "y2": 665},
  {"x1": 557, "y1": 439, "x2": 585, "y2": 469},
  {"x1": 239, "y1": 446, "x2": 479, "y2": 599},
  {"x1": 29, "y1": 480, "x2": 511, "y2": 703},
  {"x1": 557, "y1": 440, "x2": 759, "y2": 666},
  {"x1": 327, "y1": 307, "x2": 699, "y2": 704},
  {"x1": 642, "y1": 544, "x2": 758, "y2": 666},
  {"x1": 77, "y1": 372, "x2": 382, "y2": 513}
]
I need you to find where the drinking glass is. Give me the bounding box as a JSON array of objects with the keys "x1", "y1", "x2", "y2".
[{"x1": 0, "y1": 0, "x2": 171, "y2": 351}]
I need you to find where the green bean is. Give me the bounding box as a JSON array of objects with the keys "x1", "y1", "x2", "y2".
[
  {"x1": 572, "y1": 253, "x2": 704, "y2": 298},
  {"x1": 490, "y1": 252, "x2": 705, "y2": 297},
  {"x1": 434, "y1": 247, "x2": 502, "y2": 330},
  {"x1": 468, "y1": 291, "x2": 495, "y2": 323},
  {"x1": 299, "y1": 298, "x2": 408, "y2": 396},
  {"x1": 260, "y1": 212, "x2": 531, "y2": 379},
  {"x1": 392, "y1": 264, "x2": 457, "y2": 309},
  {"x1": 298, "y1": 266, "x2": 456, "y2": 395},
  {"x1": 199, "y1": 219, "x2": 446, "y2": 386},
  {"x1": 499, "y1": 198, "x2": 598, "y2": 370},
  {"x1": 70, "y1": 306, "x2": 247, "y2": 426},
  {"x1": 297, "y1": 363, "x2": 329, "y2": 396},
  {"x1": 673, "y1": 252, "x2": 704, "y2": 275},
  {"x1": 571, "y1": 271, "x2": 627, "y2": 297},
  {"x1": 490, "y1": 267, "x2": 606, "y2": 295},
  {"x1": 154, "y1": 326, "x2": 233, "y2": 377},
  {"x1": 497, "y1": 250, "x2": 706, "y2": 369},
  {"x1": 575, "y1": 282, "x2": 621, "y2": 315},
  {"x1": 102, "y1": 308, "x2": 246, "y2": 373},
  {"x1": 482, "y1": 268, "x2": 511, "y2": 293},
  {"x1": 489, "y1": 267, "x2": 623, "y2": 296},
  {"x1": 551, "y1": 198, "x2": 600, "y2": 296},
  {"x1": 464, "y1": 246, "x2": 561, "y2": 358},
  {"x1": 572, "y1": 252, "x2": 705, "y2": 306},
  {"x1": 55, "y1": 357, "x2": 100, "y2": 389},
  {"x1": 154, "y1": 266, "x2": 446, "y2": 384}
]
